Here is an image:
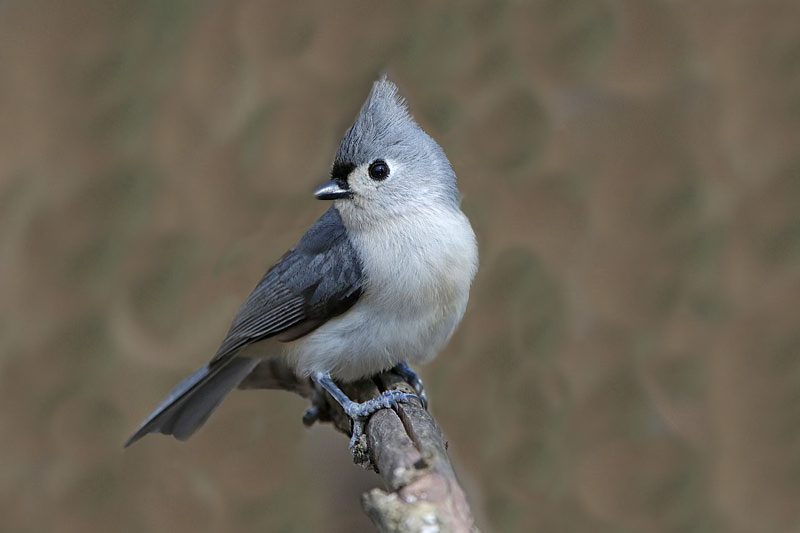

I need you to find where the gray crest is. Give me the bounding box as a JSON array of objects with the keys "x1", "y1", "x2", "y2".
[{"x1": 335, "y1": 77, "x2": 421, "y2": 166}]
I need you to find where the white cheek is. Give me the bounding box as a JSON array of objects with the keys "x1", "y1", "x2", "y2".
[
  {"x1": 348, "y1": 167, "x2": 378, "y2": 197},
  {"x1": 348, "y1": 159, "x2": 402, "y2": 200}
]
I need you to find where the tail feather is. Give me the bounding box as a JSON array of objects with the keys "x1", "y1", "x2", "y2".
[{"x1": 124, "y1": 356, "x2": 259, "y2": 447}]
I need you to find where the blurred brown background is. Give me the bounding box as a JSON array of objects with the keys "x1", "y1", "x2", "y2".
[{"x1": 1, "y1": 1, "x2": 799, "y2": 531}]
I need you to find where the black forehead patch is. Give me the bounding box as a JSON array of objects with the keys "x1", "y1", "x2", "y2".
[{"x1": 331, "y1": 161, "x2": 356, "y2": 185}]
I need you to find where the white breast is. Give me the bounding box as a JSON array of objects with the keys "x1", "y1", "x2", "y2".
[{"x1": 287, "y1": 205, "x2": 478, "y2": 382}]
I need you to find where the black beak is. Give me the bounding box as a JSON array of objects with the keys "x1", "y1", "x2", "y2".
[{"x1": 314, "y1": 180, "x2": 353, "y2": 200}]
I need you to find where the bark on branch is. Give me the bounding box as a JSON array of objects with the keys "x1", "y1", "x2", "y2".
[{"x1": 238, "y1": 360, "x2": 478, "y2": 532}]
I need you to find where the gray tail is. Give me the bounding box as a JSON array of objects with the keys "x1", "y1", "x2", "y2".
[{"x1": 124, "y1": 356, "x2": 259, "y2": 447}]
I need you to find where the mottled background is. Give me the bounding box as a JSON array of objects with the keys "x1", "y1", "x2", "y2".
[{"x1": 1, "y1": 1, "x2": 799, "y2": 531}]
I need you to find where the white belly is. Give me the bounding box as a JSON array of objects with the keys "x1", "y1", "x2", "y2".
[{"x1": 287, "y1": 207, "x2": 478, "y2": 382}]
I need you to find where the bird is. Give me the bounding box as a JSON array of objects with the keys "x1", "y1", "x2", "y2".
[{"x1": 125, "y1": 77, "x2": 478, "y2": 448}]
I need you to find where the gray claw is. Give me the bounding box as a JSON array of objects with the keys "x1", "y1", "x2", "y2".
[
  {"x1": 344, "y1": 389, "x2": 418, "y2": 420},
  {"x1": 350, "y1": 419, "x2": 365, "y2": 450},
  {"x1": 310, "y1": 373, "x2": 420, "y2": 466},
  {"x1": 302, "y1": 378, "x2": 329, "y2": 426},
  {"x1": 392, "y1": 362, "x2": 428, "y2": 410}
]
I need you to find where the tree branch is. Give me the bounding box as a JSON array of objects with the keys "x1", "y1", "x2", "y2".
[{"x1": 238, "y1": 360, "x2": 478, "y2": 532}]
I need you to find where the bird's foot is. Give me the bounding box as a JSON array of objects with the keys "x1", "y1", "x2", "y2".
[
  {"x1": 301, "y1": 379, "x2": 329, "y2": 427},
  {"x1": 391, "y1": 361, "x2": 428, "y2": 410},
  {"x1": 311, "y1": 373, "x2": 419, "y2": 453},
  {"x1": 342, "y1": 389, "x2": 417, "y2": 454},
  {"x1": 342, "y1": 388, "x2": 418, "y2": 419}
]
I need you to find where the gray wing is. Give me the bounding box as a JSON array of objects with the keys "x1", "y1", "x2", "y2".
[
  {"x1": 124, "y1": 207, "x2": 362, "y2": 446},
  {"x1": 210, "y1": 205, "x2": 363, "y2": 364}
]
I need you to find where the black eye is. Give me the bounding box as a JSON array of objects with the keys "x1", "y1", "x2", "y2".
[{"x1": 368, "y1": 160, "x2": 390, "y2": 181}]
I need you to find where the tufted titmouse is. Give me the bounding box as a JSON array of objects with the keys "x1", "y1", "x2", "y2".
[{"x1": 125, "y1": 77, "x2": 478, "y2": 447}]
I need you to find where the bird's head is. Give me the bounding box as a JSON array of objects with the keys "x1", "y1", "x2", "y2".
[{"x1": 315, "y1": 77, "x2": 460, "y2": 224}]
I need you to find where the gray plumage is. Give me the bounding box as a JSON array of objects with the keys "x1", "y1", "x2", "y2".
[
  {"x1": 125, "y1": 207, "x2": 363, "y2": 445},
  {"x1": 211, "y1": 206, "x2": 363, "y2": 360},
  {"x1": 335, "y1": 78, "x2": 461, "y2": 211},
  {"x1": 125, "y1": 77, "x2": 478, "y2": 446}
]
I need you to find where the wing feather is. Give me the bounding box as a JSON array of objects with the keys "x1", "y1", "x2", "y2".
[{"x1": 209, "y1": 206, "x2": 362, "y2": 364}]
